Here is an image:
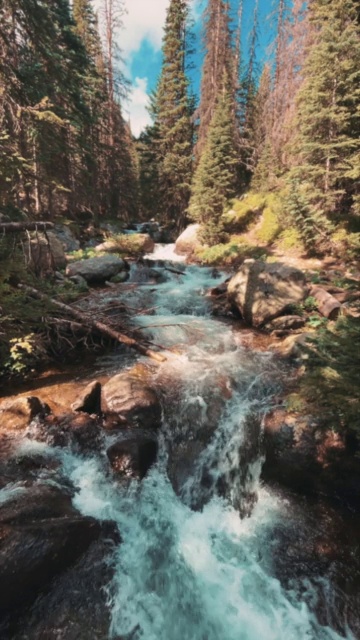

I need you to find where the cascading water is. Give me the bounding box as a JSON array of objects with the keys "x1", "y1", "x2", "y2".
[
  {"x1": 4, "y1": 257, "x2": 357, "y2": 639},
  {"x1": 58, "y1": 259, "x2": 355, "y2": 639}
]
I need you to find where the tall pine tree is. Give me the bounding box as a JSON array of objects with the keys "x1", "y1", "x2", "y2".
[{"x1": 152, "y1": 0, "x2": 194, "y2": 231}]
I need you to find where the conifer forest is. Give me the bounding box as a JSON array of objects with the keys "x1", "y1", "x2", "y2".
[{"x1": 0, "y1": 2, "x2": 360, "y2": 639}]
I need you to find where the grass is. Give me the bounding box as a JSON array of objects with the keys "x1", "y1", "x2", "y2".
[{"x1": 196, "y1": 239, "x2": 267, "y2": 266}]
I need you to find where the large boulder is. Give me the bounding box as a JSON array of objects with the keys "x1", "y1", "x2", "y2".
[
  {"x1": 0, "y1": 396, "x2": 48, "y2": 432},
  {"x1": 66, "y1": 255, "x2": 126, "y2": 284},
  {"x1": 0, "y1": 485, "x2": 101, "y2": 615},
  {"x1": 53, "y1": 225, "x2": 80, "y2": 252},
  {"x1": 175, "y1": 224, "x2": 202, "y2": 256},
  {"x1": 107, "y1": 435, "x2": 158, "y2": 480},
  {"x1": 29, "y1": 412, "x2": 102, "y2": 452},
  {"x1": 95, "y1": 233, "x2": 154, "y2": 255},
  {"x1": 227, "y1": 260, "x2": 308, "y2": 327},
  {"x1": 102, "y1": 365, "x2": 161, "y2": 430},
  {"x1": 25, "y1": 232, "x2": 66, "y2": 272}
]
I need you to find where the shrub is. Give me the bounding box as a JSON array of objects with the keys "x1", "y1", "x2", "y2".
[
  {"x1": 278, "y1": 227, "x2": 305, "y2": 252},
  {"x1": 298, "y1": 317, "x2": 360, "y2": 433},
  {"x1": 196, "y1": 239, "x2": 265, "y2": 266},
  {"x1": 256, "y1": 206, "x2": 281, "y2": 244}
]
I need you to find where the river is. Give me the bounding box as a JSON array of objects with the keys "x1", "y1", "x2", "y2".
[{"x1": 1, "y1": 245, "x2": 359, "y2": 639}]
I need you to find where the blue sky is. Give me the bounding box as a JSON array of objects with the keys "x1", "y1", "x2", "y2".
[{"x1": 93, "y1": 1, "x2": 277, "y2": 136}]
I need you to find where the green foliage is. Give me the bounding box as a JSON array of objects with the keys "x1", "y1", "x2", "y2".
[
  {"x1": 299, "y1": 317, "x2": 360, "y2": 432},
  {"x1": 150, "y1": 0, "x2": 194, "y2": 230},
  {"x1": 224, "y1": 193, "x2": 266, "y2": 232},
  {"x1": 256, "y1": 206, "x2": 281, "y2": 244},
  {"x1": 278, "y1": 227, "x2": 305, "y2": 252},
  {"x1": 331, "y1": 229, "x2": 360, "y2": 259},
  {"x1": 196, "y1": 239, "x2": 265, "y2": 266},
  {"x1": 290, "y1": 0, "x2": 360, "y2": 236},
  {"x1": 189, "y1": 75, "x2": 239, "y2": 244}
]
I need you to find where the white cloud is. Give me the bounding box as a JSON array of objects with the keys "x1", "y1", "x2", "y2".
[
  {"x1": 123, "y1": 77, "x2": 151, "y2": 137},
  {"x1": 92, "y1": 0, "x2": 170, "y2": 58}
]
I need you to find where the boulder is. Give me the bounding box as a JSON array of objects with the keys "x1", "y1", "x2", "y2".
[
  {"x1": 71, "y1": 381, "x2": 102, "y2": 415},
  {"x1": 66, "y1": 255, "x2": 126, "y2": 284},
  {"x1": 265, "y1": 315, "x2": 306, "y2": 332},
  {"x1": 53, "y1": 225, "x2": 80, "y2": 252},
  {"x1": 107, "y1": 436, "x2": 158, "y2": 479},
  {"x1": 109, "y1": 271, "x2": 129, "y2": 284},
  {"x1": 25, "y1": 232, "x2": 66, "y2": 272},
  {"x1": 95, "y1": 234, "x2": 155, "y2": 255},
  {"x1": 227, "y1": 260, "x2": 308, "y2": 327},
  {"x1": 175, "y1": 224, "x2": 202, "y2": 256},
  {"x1": 102, "y1": 366, "x2": 161, "y2": 430},
  {"x1": 0, "y1": 513, "x2": 100, "y2": 614},
  {"x1": 0, "y1": 396, "x2": 48, "y2": 432},
  {"x1": 30, "y1": 412, "x2": 102, "y2": 451}
]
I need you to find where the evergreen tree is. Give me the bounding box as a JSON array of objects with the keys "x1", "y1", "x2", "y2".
[
  {"x1": 188, "y1": 75, "x2": 238, "y2": 244},
  {"x1": 152, "y1": 0, "x2": 194, "y2": 231},
  {"x1": 290, "y1": 0, "x2": 360, "y2": 235},
  {"x1": 196, "y1": 0, "x2": 234, "y2": 161}
]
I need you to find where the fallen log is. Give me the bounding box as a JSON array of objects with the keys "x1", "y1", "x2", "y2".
[
  {"x1": 17, "y1": 284, "x2": 167, "y2": 364},
  {"x1": 310, "y1": 285, "x2": 342, "y2": 320},
  {"x1": 0, "y1": 222, "x2": 54, "y2": 232},
  {"x1": 164, "y1": 266, "x2": 186, "y2": 276}
]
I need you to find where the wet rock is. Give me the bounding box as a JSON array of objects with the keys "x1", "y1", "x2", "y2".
[
  {"x1": 71, "y1": 381, "x2": 102, "y2": 415},
  {"x1": 0, "y1": 484, "x2": 75, "y2": 525},
  {"x1": 0, "y1": 515, "x2": 101, "y2": 615},
  {"x1": 0, "y1": 397, "x2": 49, "y2": 432},
  {"x1": 227, "y1": 260, "x2": 308, "y2": 327},
  {"x1": 265, "y1": 315, "x2": 306, "y2": 332},
  {"x1": 103, "y1": 366, "x2": 161, "y2": 430},
  {"x1": 31, "y1": 412, "x2": 102, "y2": 451},
  {"x1": 107, "y1": 435, "x2": 158, "y2": 479},
  {"x1": 66, "y1": 255, "x2": 126, "y2": 285},
  {"x1": 2, "y1": 526, "x2": 119, "y2": 640},
  {"x1": 25, "y1": 232, "x2": 67, "y2": 272},
  {"x1": 175, "y1": 224, "x2": 202, "y2": 256},
  {"x1": 262, "y1": 409, "x2": 360, "y2": 508},
  {"x1": 110, "y1": 270, "x2": 130, "y2": 284},
  {"x1": 102, "y1": 412, "x2": 129, "y2": 431}
]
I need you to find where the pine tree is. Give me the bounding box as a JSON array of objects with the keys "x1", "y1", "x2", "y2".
[
  {"x1": 291, "y1": 0, "x2": 360, "y2": 235},
  {"x1": 152, "y1": 0, "x2": 194, "y2": 231},
  {"x1": 188, "y1": 75, "x2": 238, "y2": 244},
  {"x1": 195, "y1": 0, "x2": 234, "y2": 161}
]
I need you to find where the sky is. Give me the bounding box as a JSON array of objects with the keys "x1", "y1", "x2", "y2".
[{"x1": 92, "y1": 0, "x2": 275, "y2": 137}]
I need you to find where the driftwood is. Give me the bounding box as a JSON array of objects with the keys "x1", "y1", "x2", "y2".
[
  {"x1": 310, "y1": 285, "x2": 342, "y2": 320},
  {"x1": 18, "y1": 284, "x2": 167, "y2": 364},
  {"x1": 164, "y1": 266, "x2": 186, "y2": 276},
  {"x1": 0, "y1": 222, "x2": 54, "y2": 233}
]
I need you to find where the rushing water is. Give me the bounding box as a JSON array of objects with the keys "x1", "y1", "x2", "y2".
[
  {"x1": 59, "y1": 256, "x2": 356, "y2": 639},
  {"x1": 3, "y1": 251, "x2": 358, "y2": 639}
]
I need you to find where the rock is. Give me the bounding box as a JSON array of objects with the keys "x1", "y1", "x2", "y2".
[
  {"x1": 3, "y1": 528, "x2": 118, "y2": 640},
  {"x1": 53, "y1": 225, "x2": 80, "y2": 252},
  {"x1": 272, "y1": 332, "x2": 314, "y2": 358},
  {"x1": 175, "y1": 224, "x2": 202, "y2": 256},
  {"x1": 0, "y1": 514, "x2": 101, "y2": 615},
  {"x1": 266, "y1": 315, "x2": 306, "y2": 332},
  {"x1": 262, "y1": 408, "x2": 360, "y2": 508},
  {"x1": 227, "y1": 260, "x2": 308, "y2": 327},
  {"x1": 66, "y1": 255, "x2": 126, "y2": 284},
  {"x1": 109, "y1": 271, "x2": 130, "y2": 284},
  {"x1": 95, "y1": 234, "x2": 155, "y2": 255},
  {"x1": 69, "y1": 274, "x2": 88, "y2": 288},
  {"x1": 107, "y1": 435, "x2": 158, "y2": 479},
  {"x1": 102, "y1": 366, "x2": 161, "y2": 430},
  {"x1": 71, "y1": 381, "x2": 102, "y2": 415},
  {"x1": 0, "y1": 397, "x2": 48, "y2": 432},
  {"x1": 30, "y1": 412, "x2": 102, "y2": 451},
  {"x1": 25, "y1": 232, "x2": 66, "y2": 272},
  {"x1": 0, "y1": 484, "x2": 75, "y2": 525}
]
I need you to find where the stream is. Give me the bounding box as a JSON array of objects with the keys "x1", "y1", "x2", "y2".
[{"x1": 1, "y1": 244, "x2": 359, "y2": 639}]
